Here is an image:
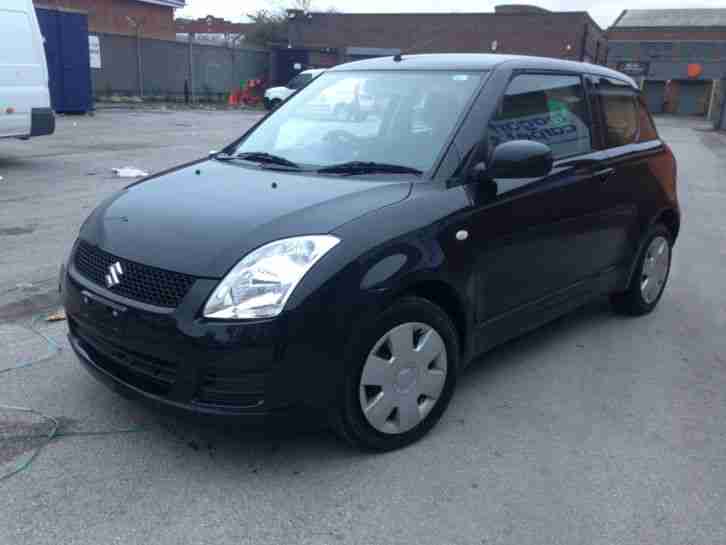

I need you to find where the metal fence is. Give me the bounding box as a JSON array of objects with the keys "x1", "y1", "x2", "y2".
[{"x1": 91, "y1": 33, "x2": 270, "y2": 102}]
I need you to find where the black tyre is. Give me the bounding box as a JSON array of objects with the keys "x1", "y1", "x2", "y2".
[
  {"x1": 331, "y1": 297, "x2": 459, "y2": 451},
  {"x1": 270, "y1": 99, "x2": 282, "y2": 110},
  {"x1": 611, "y1": 223, "x2": 672, "y2": 316}
]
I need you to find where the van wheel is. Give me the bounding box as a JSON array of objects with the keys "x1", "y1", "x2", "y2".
[
  {"x1": 331, "y1": 297, "x2": 459, "y2": 451},
  {"x1": 611, "y1": 224, "x2": 672, "y2": 316}
]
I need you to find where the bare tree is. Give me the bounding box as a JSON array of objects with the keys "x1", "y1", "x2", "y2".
[
  {"x1": 244, "y1": 9, "x2": 286, "y2": 45},
  {"x1": 244, "y1": 1, "x2": 340, "y2": 44}
]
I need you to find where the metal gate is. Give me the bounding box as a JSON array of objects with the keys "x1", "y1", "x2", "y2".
[
  {"x1": 36, "y1": 8, "x2": 92, "y2": 113},
  {"x1": 677, "y1": 80, "x2": 709, "y2": 116},
  {"x1": 643, "y1": 81, "x2": 665, "y2": 114}
]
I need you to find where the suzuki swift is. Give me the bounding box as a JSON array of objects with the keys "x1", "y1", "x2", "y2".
[{"x1": 62, "y1": 54, "x2": 679, "y2": 451}]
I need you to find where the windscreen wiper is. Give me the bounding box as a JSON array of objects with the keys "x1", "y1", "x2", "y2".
[
  {"x1": 216, "y1": 152, "x2": 301, "y2": 169},
  {"x1": 317, "y1": 161, "x2": 423, "y2": 176}
]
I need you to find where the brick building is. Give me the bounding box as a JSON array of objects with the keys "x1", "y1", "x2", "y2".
[
  {"x1": 34, "y1": 0, "x2": 185, "y2": 40},
  {"x1": 607, "y1": 9, "x2": 726, "y2": 117},
  {"x1": 271, "y1": 5, "x2": 606, "y2": 84},
  {"x1": 175, "y1": 15, "x2": 257, "y2": 45}
]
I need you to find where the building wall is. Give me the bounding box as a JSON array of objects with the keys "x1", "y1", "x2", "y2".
[
  {"x1": 34, "y1": 0, "x2": 177, "y2": 39},
  {"x1": 286, "y1": 11, "x2": 606, "y2": 63},
  {"x1": 607, "y1": 41, "x2": 726, "y2": 81},
  {"x1": 609, "y1": 29, "x2": 726, "y2": 41},
  {"x1": 607, "y1": 27, "x2": 726, "y2": 118}
]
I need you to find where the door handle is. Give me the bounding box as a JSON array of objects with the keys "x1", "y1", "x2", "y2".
[{"x1": 594, "y1": 167, "x2": 615, "y2": 182}]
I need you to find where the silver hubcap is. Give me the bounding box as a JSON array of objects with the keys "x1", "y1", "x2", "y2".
[
  {"x1": 359, "y1": 322, "x2": 448, "y2": 435},
  {"x1": 641, "y1": 235, "x2": 670, "y2": 304}
]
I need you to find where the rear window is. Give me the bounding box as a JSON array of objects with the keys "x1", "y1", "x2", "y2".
[{"x1": 0, "y1": 10, "x2": 35, "y2": 65}]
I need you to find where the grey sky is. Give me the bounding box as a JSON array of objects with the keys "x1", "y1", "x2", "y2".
[{"x1": 177, "y1": 0, "x2": 726, "y2": 30}]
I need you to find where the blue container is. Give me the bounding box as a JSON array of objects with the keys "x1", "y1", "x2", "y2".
[{"x1": 36, "y1": 8, "x2": 92, "y2": 113}]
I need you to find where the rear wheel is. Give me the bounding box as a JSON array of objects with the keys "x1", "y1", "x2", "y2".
[
  {"x1": 331, "y1": 297, "x2": 459, "y2": 451},
  {"x1": 611, "y1": 224, "x2": 672, "y2": 316}
]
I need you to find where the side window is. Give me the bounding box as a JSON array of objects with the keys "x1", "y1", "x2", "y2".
[
  {"x1": 589, "y1": 77, "x2": 639, "y2": 148},
  {"x1": 488, "y1": 74, "x2": 592, "y2": 160}
]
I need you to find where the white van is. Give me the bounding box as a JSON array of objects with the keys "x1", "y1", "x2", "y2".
[{"x1": 0, "y1": 0, "x2": 54, "y2": 139}]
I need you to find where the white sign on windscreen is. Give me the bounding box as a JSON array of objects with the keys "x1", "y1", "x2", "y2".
[{"x1": 89, "y1": 36, "x2": 101, "y2": 69}]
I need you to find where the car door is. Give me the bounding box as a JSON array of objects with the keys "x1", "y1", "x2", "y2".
[
  {"x1": 586, "y1": 75, "x2": 660, "y2": 273},
  {"x1": 462, "y1": 72, "x2": 619, "y2": 330}
]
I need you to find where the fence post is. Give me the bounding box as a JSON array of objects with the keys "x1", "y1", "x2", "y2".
[
  {"x1": 136, "y1": 27, "x2": 144, "y2": 98},
  {"x1": 188, "y1": 33, "x2": 195, "y2": 103}
]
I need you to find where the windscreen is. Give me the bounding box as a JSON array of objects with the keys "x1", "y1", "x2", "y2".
[{"x1": 235, "y1": 70, "x2": 485, "y2": 172}]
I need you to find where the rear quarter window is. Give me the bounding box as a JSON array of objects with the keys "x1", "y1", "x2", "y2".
[
  {"x1": 637, "y1": 96, "x2": 659, "y2": 141},
  {"x1": 588, "y1": 76, "x2": 657, "y2": 147}
]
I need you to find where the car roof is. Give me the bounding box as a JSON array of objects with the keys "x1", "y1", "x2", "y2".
[{"x1": 330, "y1": 53, "x2": 637, "y2": 88}]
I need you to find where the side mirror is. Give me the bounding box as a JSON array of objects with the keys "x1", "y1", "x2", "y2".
[{"x1": 488, "y1": 140, "x2": 553, "y2": 179}]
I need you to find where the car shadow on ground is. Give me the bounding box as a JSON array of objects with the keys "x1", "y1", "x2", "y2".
[{"x1": 106, "y1": 296, "x2": 626, "y2": 467}]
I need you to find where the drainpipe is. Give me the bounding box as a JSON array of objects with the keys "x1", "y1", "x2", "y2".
[
  {"x1": 188, "y1": 33, "x2": 195, "y2": 103},
  {"x1": 580, "y1": 23, "x2": 589, "y2": 62},
  {"x1": 136, "y1": 26, "x2": 143, "y2": 98},
  {"x1": 127, "y1": 17, "x2": 144, "y2": 99}
]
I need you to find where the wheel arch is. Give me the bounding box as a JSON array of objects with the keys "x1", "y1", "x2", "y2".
[
  {"x1": 655, "y1": 208, "x2": 680, "y2": 242},
  {"x1": 395, "y1": 280, "x2": 470, "y2": 364},
  {"x1": 625, "y1": 215, "x2": 676, "y2": 290}
]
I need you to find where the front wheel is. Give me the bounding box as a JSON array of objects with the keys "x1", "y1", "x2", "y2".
[
  {"x1": 611, "y1": 224, "x2": 672, "y2": 316},
  {"x1": 331, "y1": 297, "x2": 459, "y2": 451}
]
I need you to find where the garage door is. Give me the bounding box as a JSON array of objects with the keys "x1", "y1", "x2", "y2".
[
  {"x1": 643, "y1": 81, "x2": 665, "y2": 114},
  {"x1": 677, "y1": 80, "x2": 709, "y2": 116}
]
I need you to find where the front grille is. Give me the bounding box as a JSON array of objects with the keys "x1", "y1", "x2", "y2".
[
  {"x1": 71, "y1": 319, "x2": 178, "y2": 396},
  {"x1": 74, "y1": 240, "x2": 196, "y2": 308},
  {"x1": 196, "y1": 367, "x2": 265, "y2": 408}
]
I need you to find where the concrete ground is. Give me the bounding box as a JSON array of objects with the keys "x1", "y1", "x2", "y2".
[{"x1": 1, "y1": 113, "x2": 725, "y2": 545}]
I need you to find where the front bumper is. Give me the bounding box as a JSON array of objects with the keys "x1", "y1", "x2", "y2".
[{"x1": 62, "y1": 259, "x2": 348, "y2": 419}]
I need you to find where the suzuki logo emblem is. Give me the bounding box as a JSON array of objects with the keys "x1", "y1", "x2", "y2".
[{"x1": 106, "y1": 262, "x2": 124, "y2": 288}]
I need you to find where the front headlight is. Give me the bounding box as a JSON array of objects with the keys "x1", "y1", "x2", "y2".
[{"x1": 203, "y1": 235, "x2": 340, "y2": 320}]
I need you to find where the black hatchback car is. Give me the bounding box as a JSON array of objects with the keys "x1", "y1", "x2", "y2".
[{"x1": 62, "y1": 54, "x2": 679, "y2": 451}]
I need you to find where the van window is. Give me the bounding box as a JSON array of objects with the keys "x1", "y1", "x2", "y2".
[
  {"x1": 0, "y1": 11, "x2": 35, "y2": 65},
  {"x1": 588, "y1": 77, "x2": 640, "y2": 148},
  {"x1": 489, "y1": 74, "x2": 592, "y2": 160}
]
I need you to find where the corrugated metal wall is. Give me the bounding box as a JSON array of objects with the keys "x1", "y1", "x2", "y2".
[{"x1": 91, "y1": 33, "x2": 270, "y2": 100}]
